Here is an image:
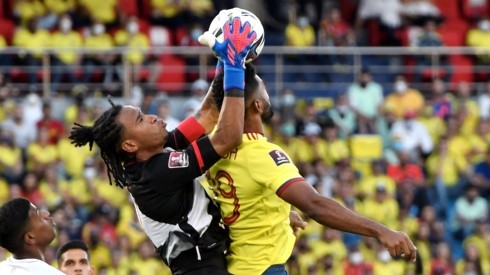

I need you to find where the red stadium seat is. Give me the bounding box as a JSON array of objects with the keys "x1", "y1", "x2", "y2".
[
  {"x1": 156, "y1": 54, "x2": 186, "y2": 94},
  {"x1": 118, "y1": 0, "x2": 138, "y2": 16},
  {"x1": 434, "y1": 0, "x2": 460, "y2": 19},
  {"x1": 0, "y1": 19, "x2": 15, "y2": 44},
  {"x1": 140, "y1": 0, "x2": 153, "y2": 19},
  {"x1": 462, "y1": 0, "x2": 489, "y2": 21}
]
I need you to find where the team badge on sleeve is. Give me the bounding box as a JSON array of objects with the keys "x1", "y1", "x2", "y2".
[
  {"x1": 268, "y1": 150, "x2": 290, "y2": 166},
  {"x1": 168, "y1": 151, "x2": 189, "y2": 168}
]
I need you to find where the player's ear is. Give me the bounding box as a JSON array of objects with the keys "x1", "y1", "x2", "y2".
[
  {"x1": 252, "y1": 99, "x2": 262, "y2": 113},
  {"x1": 121, "y1": 139, "x2": 138, "y2": 153},
  {"x1": 24, "y1": 231, "x2": 35, "y2": 245}
]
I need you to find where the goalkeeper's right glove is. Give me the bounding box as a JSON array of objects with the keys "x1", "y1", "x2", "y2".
[{"x1": 199, "y1": 17, "x2": 257, "y2": 93}]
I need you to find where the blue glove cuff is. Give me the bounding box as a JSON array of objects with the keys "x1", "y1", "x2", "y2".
[
  {"x1": 215, "y1": 59, "x2": 224, "y2": 76},
  {"x1": 224, "y1": 65, "x2": 245, "y2": 93}
]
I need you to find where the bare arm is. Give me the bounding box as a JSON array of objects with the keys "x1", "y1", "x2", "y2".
[
  {"x1": 279, "y1": 180, "x2": 417, "y2": 262},
  {"x1": 208, "y1": 90, "x2": 244, "y2": 156},
  {"x1": 193, "y1": 81, "x2": 219, "y2": 134}
]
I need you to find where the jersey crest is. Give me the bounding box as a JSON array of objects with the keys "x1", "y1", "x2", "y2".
[
  {"x1": 268, "y1": 150, "x2": 290, "y2": 166},
  {"x1": 168, "y1": 151, "x2": 189, "y2": 168}
]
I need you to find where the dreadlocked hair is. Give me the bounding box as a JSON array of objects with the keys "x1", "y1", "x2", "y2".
[{"x1": 69, "y1": 99, "x2": 129, "y2": 188}]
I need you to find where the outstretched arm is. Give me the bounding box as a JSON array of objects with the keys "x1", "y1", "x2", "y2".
[
  {"x1": 193, "y1": 80, "x2": 220, "y2": 134},
  {"x1": 199, "y1": 17, "x2": 257, "y2": 156},
  {"x1": 279, "y1": 180, "x2": 418, "y2": 262}
]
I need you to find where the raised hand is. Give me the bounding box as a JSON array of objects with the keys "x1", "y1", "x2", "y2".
[{"x1": 199, "y1": 17, "x2": 257, "y2": 92}]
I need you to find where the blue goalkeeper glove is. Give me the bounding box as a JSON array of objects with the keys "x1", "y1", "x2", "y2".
[{"x1": 199, "y1": 17, "x2": 257, "y2": 92}]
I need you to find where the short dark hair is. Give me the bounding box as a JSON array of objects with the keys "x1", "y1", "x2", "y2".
[
  {"x1": 212, "y1": 63, "x2": 259, "y2": 111},
  {"x1": 0, "y1": 198, "x2": 31, "y2": 253},
  {"x1": 57, "y1": 240, "x2": 90, "y2": 265}
]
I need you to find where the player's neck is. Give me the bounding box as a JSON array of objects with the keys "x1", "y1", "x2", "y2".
[
  {"x1": 244, "y1": 116, "x2": 264, "y2": 135},
  {"x1": 14, "y1": 247, "x2": 45, "y2": 261},
  {"x1": 136, "y1": 147, "x2": 162, "y2": 161}
]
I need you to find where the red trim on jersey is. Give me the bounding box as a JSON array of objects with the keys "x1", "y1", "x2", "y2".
[
  {"x1": 276, "y1": 177, "x2": 304, "y2": 196},
  {"x1": 191, "y1": 141, "x2": 205, "y2": 171},
  {"x1": 244, "y1": 132, "x2": 262, "y2": 140},
  {"x1": 177, "y1": 117, "x2": 205, "y2": 142}
]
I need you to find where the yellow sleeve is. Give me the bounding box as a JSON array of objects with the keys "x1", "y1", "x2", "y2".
[
  {"x1": 248, "y1": 145, "x2": 303, "y2": 192},
  {"x1": 466, "y1": 30, "x2": 478, "y2": 47},
  {"x1": 114, "y1": 30, "x2": 127, "y2": 46}
]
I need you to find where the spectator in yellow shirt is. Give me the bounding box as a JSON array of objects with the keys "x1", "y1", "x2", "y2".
[
  {"x1": 361, "y1": 184, "x2": 399, "y2": 229},
  {"x1": 82, "y1": 21, "x2": 117, "y2": 92},
  {"x1": 150, "y1": 0, "x2": 185, "y2": 30},
  {"x1": 12, "y1": 18, "x2": 51, "y2": 87},
  {"x1": 295, "y1": 122, "x2": 329, "y2": 165},
  {"x1": 26, "y1": 128, "x2": 59, "y2": 174},
  {"x1": 0, "y1": 130, "x2": 23, "y2": 185},
  {"x1": 44, "y1": 0, "x2": 76, "y2": 16},
  {"x1": 466, "y1": 18, "x2": 490, "y2": 65},
  {"x1": 131, "y1": 240, "x2": 170, "y2": 275},
  {"x1": 321, "y1": 122, "x2": 350, "y2": 166},
  {"x1": 13, "y1": 0, "x2": 46, "y2": 26},
  {"x1": 284, "y1": 14, "x2": 317, "y2": 82},
  {"x1": 384, "y1": 75, "x2": 425, "y2": 118},
  {"x1": 418, "y1": 103, "x2": 446, "y2": 146},
  {"x1": 51, "y1": 15, "x2": 83, "y2": 93},
  {"x1": 78, "y1": 0, "x2": 118, "y2": 26},
  {"x1": 357, "y1": 159, "x2": 396, "y2": 200},
  {"x1": 113, "y1": 16, "x2": 150, "y2": 83},
  {"x1": 453, "y1": 82, "x2": 480, "y2": 136}
]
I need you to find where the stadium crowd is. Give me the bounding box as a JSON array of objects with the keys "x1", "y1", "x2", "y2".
[{"x1": 0, "y1": 0, "x2": 489, "y2": 274}]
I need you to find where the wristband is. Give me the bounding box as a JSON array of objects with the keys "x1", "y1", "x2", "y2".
[
  {"x1": 224, "y1": 65, "x2": 245, "y2": 93},
  {"x1": 176, "y1": 116, "x2": 206, "y2": 142}
]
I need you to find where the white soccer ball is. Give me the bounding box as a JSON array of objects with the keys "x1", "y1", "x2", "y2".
[{"x1": 208, "y1": 7, "x2": 265, "y2": 63}]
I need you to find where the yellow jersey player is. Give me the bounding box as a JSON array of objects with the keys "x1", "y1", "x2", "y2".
[{"x1": 202, "y1": 64, "x2": 418, "y2": 275}]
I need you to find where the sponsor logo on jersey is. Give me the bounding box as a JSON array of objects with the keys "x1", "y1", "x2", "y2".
[
  {"x1": 268, "y1": 150, "x2": 290, "y2": 166},
  {"x1": 168, "y1": 151, "x2": 189, "y2": 168}
]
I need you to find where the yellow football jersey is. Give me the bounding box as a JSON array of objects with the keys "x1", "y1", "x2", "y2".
[{"x1": 202, "y1": 133, "x2": 303, "y2": 275}]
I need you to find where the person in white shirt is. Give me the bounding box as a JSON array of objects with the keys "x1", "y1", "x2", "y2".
[
  {"x1": 390, "y1": 110, "x2": 433, "y2": 159},
  {"x1": 0, "y1": 198, "x2": 64, "y2": 275}
]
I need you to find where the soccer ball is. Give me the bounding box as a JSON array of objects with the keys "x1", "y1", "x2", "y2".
[{"x1": 208, "y1": 7, "x2": 265, "y2": 63}]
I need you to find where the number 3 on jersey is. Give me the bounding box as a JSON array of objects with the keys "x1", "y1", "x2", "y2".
[{"x1": 206, "y1": 170, "x2": 240, "y2": 225}]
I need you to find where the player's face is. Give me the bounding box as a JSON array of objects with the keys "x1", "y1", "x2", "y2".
[
  {"x1": 256, "y1": 76, "x2": 274, "y2": 122},
  {"x1": 59, "y1": 249, "x2": 94, "y2": 275},
  {"x1": 26, "y1": 204, "x2": 56, "y2": 247},
  {"x1": 118, "y1": 105, "x2": 168, "y2": 153}
]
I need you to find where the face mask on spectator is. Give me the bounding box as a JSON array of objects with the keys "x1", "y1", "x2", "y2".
[
  {"x1": 281, "y1": 94, "x2": 296, "y2": 107},
  {"x1": 395, "y1": 81, "x2": 407, "y2": 93},
  {"x1": 83, "y1": 167, "x2": 96, "y2": 180},
  {"x1": 377, "y1": 250, "x2": 391, "y2": 263},
  {"x1": 298, "y1": 17, "x2": 309, "y2": 28},
  {"x1": 191, "y1": 29, "x2": 203, "y2": 41},
  {"x1": 127, "y1": 21, "x2": 139, "y2": 34},
  {"x1": 348, "y1": 252, "x2": 363, "y2": 265},
  {"x1": 479, "y1": 20, "x2": 490, "y2": 31},
  {"x1": 93, "y1": 24, "x2": 105, "y2": 36},
  {"x1": 337, "y1": 104, "x2": 349, "y2": 113},
  {"x1": 60, "y1": 18, "x2": 72, "y2": 32}
]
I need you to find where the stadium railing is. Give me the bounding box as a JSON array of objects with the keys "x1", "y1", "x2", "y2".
[{"x1": 0, "y1": 46, "x2": 486, "y2": 98}]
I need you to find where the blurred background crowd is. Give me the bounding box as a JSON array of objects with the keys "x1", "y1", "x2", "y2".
[{"x1": 0, "y1": 0, "x2": 489, "y2": 274}]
